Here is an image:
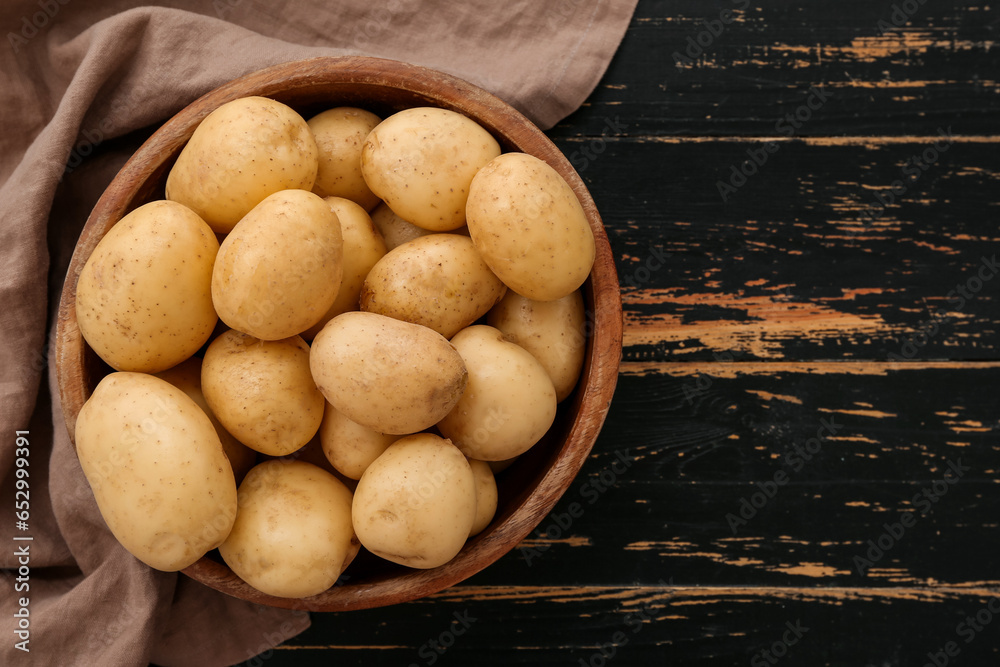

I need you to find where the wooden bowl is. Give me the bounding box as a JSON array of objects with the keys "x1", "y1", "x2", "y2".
[{"x1": 54, "y1": 56, "x2": 622, "y2": 611}]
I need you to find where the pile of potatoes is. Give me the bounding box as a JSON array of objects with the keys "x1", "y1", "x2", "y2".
[{"x1": 73, "y1": 96, "x2": 595, "y2": 598}]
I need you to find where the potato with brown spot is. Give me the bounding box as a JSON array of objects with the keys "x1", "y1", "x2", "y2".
[
  {"x1": 201, "y1": 330, "x2": 325, "y2": 456},
  {"x1": 166, "y1": 96, "x2": 319, "y2": 233},
  {"x1": 219, "y1": 460, "x2": 358, "y2": 598},
  {"x1": 308, "y1": 107, "x2": 382, "y2": 210},
  {"x1": 352, "y1": 433, "x2": 476, "y2": 568},
  {"x1": 211, "y1": 189, "x2": 343, "y2": 340},
  {"x1": 466, "y1": 152, "x2": 595, "y2": 301},
  {"x1": 75, "y1": 372, "x2": 237, "y2": 571},
  {"x1": 75, "y1": 200, "x2": 218, "y2": 373},
  {"x1": 361, "y1": 107, "x2": 500, "y2": 231},
  {"x1": 438, "y1": 325, "x2": 557, "y2": 461},
  {"x1": 309, "y1": 311, "x2": 468, "y2": 435},
  {"x1": 360, "y1": 233, "x2": 506, "y2": 339}
]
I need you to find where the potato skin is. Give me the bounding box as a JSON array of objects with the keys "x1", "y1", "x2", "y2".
[
  {"x1": 438, "y1": 325, "x2": 557, "y2": 461},
  {"x1": 166, "y1": 96, "x2": 318, "y2": 233},
  {"x1": 308, "y1": 107, "x2": 382, "y2": 210},
  {"x1": 352, "y1": 434, "x2": 476, "y2": 568},
  {"x1": 302, "y1": 197, "x2": 387, "y2": 339},
  {"x1": 212, "y1": 189, "x2": 343, "y2": 340},
  {"x1": 154, "y1": 356, "x2": 256, "y2": 484},
  {"x1": 201, "y1": 330, "x2": 325, "y2": 456},
  {"x1": 468, "y1": 459, "x2": 498, "y2": 537},
  {"x1": 76, "y1": 200, "x2": 218, "y2": 373},
  {"x1": 361, "y1": 107, "x2": 500, "y2": 231},
  {"x1": 309, "y1": 312, "x2": 468, "y2": 435},
  {"x1": 319, "y1": 402, "x2": 399, "y2": 480},
  {"x1": 75, "y1": 372, "x2": 237, "y2": 572},
  {"x1": 486, "y1": 289, "x2": 586, "y2": 402},
  {"x1": 219, "y1": 460, "x2": 358, "y2": 598},
  {"x1": 466, "y1": 152, "x2": 595, "y2": 301},
  {"x1": 370, "y1": 201, "x2": 435, "y2": 251},
  {"x1": 360, "y1": 234, "x2": 506, "y2": 339}
]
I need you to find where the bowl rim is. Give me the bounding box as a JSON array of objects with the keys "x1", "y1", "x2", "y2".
[{"x1": 54, "y1": 55, "x2": 623, "y2": 612}]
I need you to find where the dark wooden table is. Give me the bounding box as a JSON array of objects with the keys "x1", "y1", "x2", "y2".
[{"x1": 232, "y1": 1, "x2": 1000, "y2": 664}]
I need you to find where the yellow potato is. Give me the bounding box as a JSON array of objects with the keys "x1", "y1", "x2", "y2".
[
  {"x1": 361, "y1": 107, "x2": 500, "y2": 231},
  {"x1": 310, "y1": 311, "x2": 468, "y2": 435},
  {"x1": 212, "y1": 189, "x2": 343, "y2": 340},
  {"x1": 154, "y1": 356, "x2": 256, "y2": 483},
  {"x1": 308, "y1": 107, "x2": 382, "y2": 210},
  {"x1": 165, "y1": 96, "x2": 318, "y2": 233},
  {"x1": 302, "y1": 197, "x2": 387, "y2": 339},
  {"x1": 468, "y1": 459, "x2": 498, "y2": 536},
  {"x1": 319, "y1": 401, "x2": 400, "y2": 480},
  {"x1": 75, "y1": 200, "x2": 218, "y2": 373},
  {"x1": 202, "y1": 330, "x2": 325, "y2": 456},
  {"x1": 360, "y1": 234, "x2": 506, "y2": 339},
  {"x1": 466, "y1": 153, "x2": 595, "y2": 301},
  {"x1": 219, "y1": 460, "x2": 357, "y2": 598},
  {"x1": 352, "y1": 433, "x2": 476, "y2": 568},
  {"x1": 487, "y1": 289, "x2": 586, "y2": 402},
  {"x1": 438, "y1": 325, "x2": 557, "y2": 461},
  {"x1": 75, "y1": 372, "x2": 237, "y2": 571},
  {"x1": 369, "y1": 201, "x2": 435, "y2": 251}
]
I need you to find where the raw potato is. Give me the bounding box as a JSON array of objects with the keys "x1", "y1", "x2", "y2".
[
  {"x1": 310, "y1": 311, "x2": 468, "y2": 435},
  {"x1": 219, "y1": 460, "x2": 358, "y2": 598},
  {"x1": 165, "y1": 96, "x2": 319, "y2": 233},
  {"x1": 370, "y1": 201, "x2": 435, "y2": 250},
  {"x1": 75, "y1": 372, "x2": 237, "y2": 571},
  {"x1": 468, "y1": 459, "x2": 498, "y2": 536},
  {"x1": 466, "y1": 153, "x2": 596, "y2": 301},
  {"x1": 202, "y1": 330, "x2": 325, "y2": 456},
  {"x1": 487, "y1": 289, "x2": 586, "y2": 402},
  {"x1": 212, "y1": 189, "x2": 343, "y2": 340},
  {"x1": 75, "y1": 200, "x2": 218, "y2": 373},
  {"x1": 438, "y1": 325, "x2": 557, "y2": 461},
  {"x1": 360, "y1": 234, "x2": 507, "y2": 339},
  {"x1": 308, "y1": 107, "x2": 382, "y2": 210},
  {"x1": 319, "y1": 402, "x2": 400, "y2": 480},
  {"x1": 361, "y1": 107, "x2": 501, "y2": 231},
  {"x1": 352, "y1": 433, "x2": 476, "y2": 568},
  {"x1": 154, "y1": 356, "x2": 256, "y2": 483},
  {"x1": 302, "y1": 197, "x2": 387, "y2": 339}
]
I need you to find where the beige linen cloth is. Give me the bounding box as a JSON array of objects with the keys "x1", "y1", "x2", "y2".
[{"x1": 0, "y1": 1, "x2": 636, "y2": 665}]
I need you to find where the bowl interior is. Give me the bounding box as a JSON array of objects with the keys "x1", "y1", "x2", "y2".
[{"x1": 55, "y1": 56, "x2": 622, "y2": 611}]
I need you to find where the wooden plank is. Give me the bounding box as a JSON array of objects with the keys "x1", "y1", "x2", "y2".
[
  {"x1": 441, "y1": 363, "x2": 1000, "y2": 587},
  {"x1": 550, "y1": 136, "x2": 1000, "y2": 361},
  {"x1": 549, "y1": 0, "x2": 1000, "y2": 138},
  {"x1": 240, "y1": 585, "x2": 1000, "y2": 666}
]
